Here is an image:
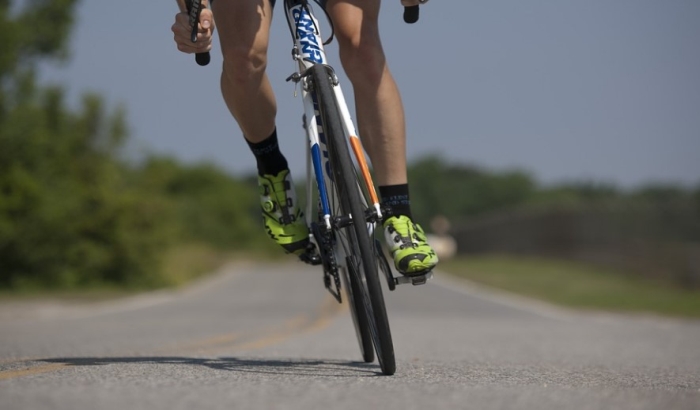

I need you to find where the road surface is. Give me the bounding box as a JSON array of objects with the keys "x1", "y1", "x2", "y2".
[{"x1": 1, "y1": 262, "x2": 698, "y2": 409}]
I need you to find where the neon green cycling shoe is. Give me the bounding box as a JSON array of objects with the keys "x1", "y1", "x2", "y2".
[
  {"x1": 383, "y1": 215, "x2": 439, "y2": 276},
  {"x1": 259, "y1": 170, "x2": 309, "y2": 256}
]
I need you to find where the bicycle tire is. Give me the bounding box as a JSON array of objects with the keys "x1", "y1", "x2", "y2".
[
  {"x1": 310, "y1": 64, "x2": 374, "y2": 365},
  {"x1": 310, "y1": 64, "x2": 396, "y2": 375},
  {"x1": 343, "y1": 263, "x2": 374, "y2": 363}
]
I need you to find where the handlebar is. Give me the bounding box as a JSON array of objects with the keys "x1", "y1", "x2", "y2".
[
  {"x1": 403, "y1": 5, "x2": 420, "y2": 24},
  {"x1": 186, "y1": 0, "x2": 211, "y2": 66},
  {"x1": 186, "y1": 2, "x2": 420, "y2": 67}
]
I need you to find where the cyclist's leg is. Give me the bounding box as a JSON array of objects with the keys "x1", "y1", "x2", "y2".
[
  {"x1": 325, "y1": 0, "x2": 406, "y2": 188},
  {"x1": 326, "y1": 0, "x2": 438, "y2": 274},
  {"x1": 212, "y1": 0, "x2": 276, "y2": 142},
  {"x1": 214, "y1": 0, "x2": 310, "y2": 255}
]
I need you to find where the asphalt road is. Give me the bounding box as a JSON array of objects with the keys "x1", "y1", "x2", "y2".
[{"x1": 1, "y1": 261, "x2": 699, "y2": 409}]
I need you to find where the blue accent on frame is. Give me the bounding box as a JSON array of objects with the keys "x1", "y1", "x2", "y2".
[{"x1": 311, "y1": 143, "x2": 331, "y2": 217}]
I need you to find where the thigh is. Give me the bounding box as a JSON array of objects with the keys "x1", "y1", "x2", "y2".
[
  {"x1": 212, "y1": 0, "x2": 275, "y2": 55},
  {"x1": 324, "y1": 0, "x2": 381, "y2": 47}
]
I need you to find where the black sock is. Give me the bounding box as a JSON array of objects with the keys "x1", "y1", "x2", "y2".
[
  {"x1": 245, "y1": 128, "x2": 288, "y2": 176},
  {"x1": 379, "y1": 184, "x2": 412, "y2": 219}
]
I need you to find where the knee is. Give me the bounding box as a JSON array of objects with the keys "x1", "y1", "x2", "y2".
[
  {"x1": 338, "y1": 37, "x2": 387, "y2": 87},
  {"x1": 221, "y1": 45, "x2": 268, "y2": 85}
]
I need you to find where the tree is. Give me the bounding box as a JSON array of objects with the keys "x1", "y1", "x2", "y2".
[
  {"x1": 407, "y1": 156, "x2": 536, "y2": 227},
  {"x1": 0, "y1": 0, "x2": 171, "y2": 289}
]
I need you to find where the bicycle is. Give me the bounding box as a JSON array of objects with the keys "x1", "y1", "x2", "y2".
[{"x1": 185, "y1": 0, "x2": 433, "y2": 376}]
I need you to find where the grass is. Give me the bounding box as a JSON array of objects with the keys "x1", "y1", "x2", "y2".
[
  {"x1": 158, "y1": 242, "x2": 287, "y2": 286},
  {"x1": 0, "y1": 243, "x2": 270, "y2": 302},
  {"x1": 160, "y1": 243, "x2": 236, "y2": 287},
  {"x1": 440, "y1": 255, "x2": 700, "y2": 318}
]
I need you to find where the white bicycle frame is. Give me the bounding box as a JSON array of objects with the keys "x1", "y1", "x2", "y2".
[
  {"x1": 283, "y1": 0, "x2": 382, "y2": 236},
  {"x1": 283, "y1": 0, "x2": 433, "y2": 290}
]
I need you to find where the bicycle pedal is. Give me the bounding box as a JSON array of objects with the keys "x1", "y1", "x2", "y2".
[
  {"x1": 299, "y1": 252, "x2": 322, "y2": 266},
  {"x1": 298, "y1": 243, "x2": 322, "y2": 266},
  {"x1": 394, "y1": 270, "x2": 434, "y2": 287}
]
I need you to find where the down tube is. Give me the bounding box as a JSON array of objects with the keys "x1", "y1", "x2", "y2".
[{"x1": 303, "y1": 88, "x2": 331, "y2": 220}]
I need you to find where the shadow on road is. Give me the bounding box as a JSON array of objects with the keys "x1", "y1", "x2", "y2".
[{"x1": 41, "y1": 356, "x2": 381, "y2": 377}]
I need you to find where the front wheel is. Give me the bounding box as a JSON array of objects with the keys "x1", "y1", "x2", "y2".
[
  {"x1": 342, "y1": 265, "x2": 374, "y2": 363},
  {"x1": 310, "y1": 64, "x2": 396, "y2": 375}
]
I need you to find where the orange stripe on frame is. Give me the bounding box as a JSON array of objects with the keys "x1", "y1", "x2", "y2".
[{"x1": 349, "y1": 136, "x2": 379, "y2": 205}]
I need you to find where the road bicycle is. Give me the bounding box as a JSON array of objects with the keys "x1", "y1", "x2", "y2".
[{"x1": 185, "y1": 0, "x2": 432, "y2": 376}]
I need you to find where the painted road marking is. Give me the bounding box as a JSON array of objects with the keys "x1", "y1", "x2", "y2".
[
  {"x1": 0, "y1": 363, "x2": 68, "y2": 381},
  {"x1": 0, "y1": 293, "x2": 346, "y2": 380}
]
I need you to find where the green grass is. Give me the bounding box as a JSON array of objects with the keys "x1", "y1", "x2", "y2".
[
  {"x1": 160, "y1": 243, "x2": 237, "y2": 287},
  {"x1": 0, "y1": 243, "x2": 269, "y2": 301},
  {"x1": 159, "y1": 242, "x2": 287, "y2": 286},
  {"x1": 440, "y1": 255, "x2": 700, "y2": 318}
]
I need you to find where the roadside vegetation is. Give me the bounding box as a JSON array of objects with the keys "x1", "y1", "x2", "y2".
[
  {"x1": 0, "y1": 0, "x2": 276, "y2": 292},
  {"x1": 440, "y1": 256, "x2": 700, "y2": 318}
]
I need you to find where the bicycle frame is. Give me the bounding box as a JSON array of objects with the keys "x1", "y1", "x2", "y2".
[
  {"x1": 284, "y1": 0, "x2": 432, "y2": 292},
  {"x1": 282, "y1": 0, "x2": 382, "y2": 235}
]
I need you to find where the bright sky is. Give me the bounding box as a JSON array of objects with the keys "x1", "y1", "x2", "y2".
[{"x1": 37, "y1": 0, "x2": 700, "y2": 188}]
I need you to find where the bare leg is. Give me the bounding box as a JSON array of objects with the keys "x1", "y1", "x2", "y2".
[
  {"x1": 211, "y1": 0, "x2": 311, "y2": 257},
  {"x1": 326, "y1": 0, "x2": 408, "y2": 186},
  {"x1": 213, "y1": 0, "x2": 276, "y2": 143},
  {"x1": 326, "y1": 0, "x2": 438, "y2": 275}
]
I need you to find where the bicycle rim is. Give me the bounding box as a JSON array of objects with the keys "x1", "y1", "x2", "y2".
[{"x1": 310, "y1": 64, "x2": 396, "y2": 375}]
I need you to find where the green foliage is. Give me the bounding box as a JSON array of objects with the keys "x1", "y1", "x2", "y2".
[
  {"x1": 531, "y1": 182, "x2": 620, "y2": 206},
  {"x1": 0, "y1": 85, "x2": 173, "y2": 289},
  {"x1": 0, "y1": 0, "x2": 77, "y2": 71},
  {"x1": 631, "y1": 184, "x2": 695, "y2": 206},
  {"x1": 408, "y1": 156, "x2": 536, "y2": 228},
  {"x1": 442, "y1": 255, "x2": 700, "y2": 318},
  {"x1": 134, "y1": 158, "x2": 271, "y2": 251},
  {"x1": 407, "y1": 156, "x2": 700, "y2": 232},
  {"x1": 16, "y1": 0, "x2": 77, "y2": 59},
  {"x1": 0, "y1": 81, "x2": 267, "y2": 290},
  {"x1": 1, "y1": 0, "x2": 78, "y2": 114},
  {"x1": 0, "y1": 0, "x2": 269, "y2": 289}
]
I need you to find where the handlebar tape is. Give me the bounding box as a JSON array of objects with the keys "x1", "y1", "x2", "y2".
[
  {"x1": 403, "y1": 5, "x2": 419, "y2": 24},
  {"x1": 186, "y1": 0, "x2": 211, "y2": 66}
]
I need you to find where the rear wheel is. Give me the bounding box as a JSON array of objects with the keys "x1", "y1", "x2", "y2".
[{"x1": 310, "y1": 64, "x2": 396, "y2": 375}]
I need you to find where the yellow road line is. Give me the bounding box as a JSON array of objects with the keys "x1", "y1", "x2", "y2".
[
  {"x1": 0, "y1": 292, "x2": 348, "y2": 380},
  {"x1": 0, "y1": 363, "x2": 68, "y2": 381},
  {"x1": 203, "y1": 293, "x2": 347, "y2": 353},
  {"x1": 159, "y1": 295, "x2": 344, "y2": 356},
  {"x1": 231, "y1": 314, "x2": 311, "y2": 351}
]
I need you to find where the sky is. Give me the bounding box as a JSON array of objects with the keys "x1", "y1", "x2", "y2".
[{"x1": 34, "y1": 0, "x2": 700, "y2": 188}]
